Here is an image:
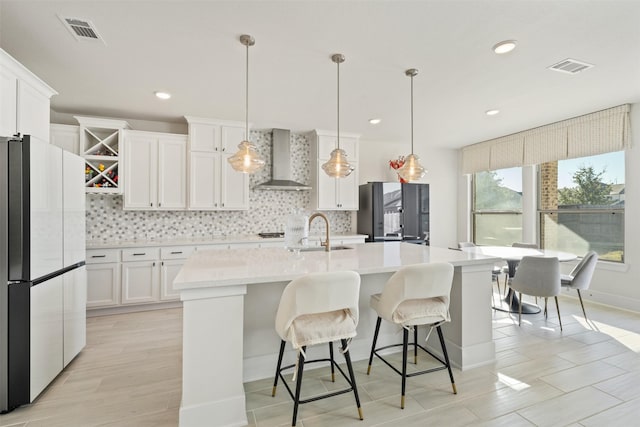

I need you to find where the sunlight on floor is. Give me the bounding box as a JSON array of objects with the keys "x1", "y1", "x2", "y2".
[
  {"x1": 497, "y1": 372, "x2": 531, "y2": 391},
  {"x1": 575, "y1": 315, "x2": 640, "y2": 351}
]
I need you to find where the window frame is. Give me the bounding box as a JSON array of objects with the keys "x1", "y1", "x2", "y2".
[
  {"x1": 471, "y1": 168, "x2": 523, "y2": 245},
  {"x1": 536, "y1": 154, "x2": 625, "y2": 263}
]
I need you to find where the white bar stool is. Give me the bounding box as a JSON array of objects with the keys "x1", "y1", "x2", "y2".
[
  {"x1": 272, "y1": 270, "x2": 363, "y2": 426},
  {"x1": 367, "y1": 262, "x2": 457, "y2": 409}
]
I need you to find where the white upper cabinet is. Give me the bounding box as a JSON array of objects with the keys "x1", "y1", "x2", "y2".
[
  {"x1": 309, "y1": 130, "x2": 360, "y2": 211},
  {"x1": 185, "y1": 116, "x2": 249, "y2": 210},
  {"x1": 123, "y1": 130, "x2": 187, "y2": 210},
  {"x1": 158, "y1": 135, "x2": 188, "y2": 209},
  {"x1": 50, "y1": 124, "x2": 80, "y2": 154},
  {"x1": 189, "y1": 121, "x2": 221, "y2": 152},
  {"x1": 220, "y1": 126, "x2": 249, "y2": 209},
  {"x1": 1, "y1": 48, "x2": 56, "y2": 143}
]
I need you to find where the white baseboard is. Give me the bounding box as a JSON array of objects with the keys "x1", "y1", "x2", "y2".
[{"x1": 86, "y1": 301, "x2": 182, "y2": 317}]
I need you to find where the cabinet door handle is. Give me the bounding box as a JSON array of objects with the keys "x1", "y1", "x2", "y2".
[
  {"x1": 170, "y1": 251, "x2": 183, "y2": 254},
  {"x1": 221, "y1": 203, "x2": 225, "y2": 207},
  {"x1": 161, "y1": 261, "x2": 164, "y2": 266},
  {"x1": 158, "y1": 202, "x2": 161, "y2": 207},
  {"x1": 222, "y1": 147, "x2": 226, "y2": 152},
  {"x1": 133, "y1": 253, "x2": 146, "y2": 256},
  {"x1": 153, "y1": 262, "x2": 156, "y2": 267},
  {"x1": 150, "y1": 202, "x2": 153, "y2": 207},
  {"x1": 91, "y1": 255, "x2": 106, "y2": 258}
]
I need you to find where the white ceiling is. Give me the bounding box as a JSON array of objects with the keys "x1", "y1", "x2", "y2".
[{"x1": 1, "y1": 0, "x2": 640, "y2": 150}]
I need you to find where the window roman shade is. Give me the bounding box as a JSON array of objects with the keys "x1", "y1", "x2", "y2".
[{"x1": 461, "y1": 104, "x2": 631, "y2": 174}]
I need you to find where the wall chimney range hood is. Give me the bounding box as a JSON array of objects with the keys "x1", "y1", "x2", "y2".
[{"x1": 255, "y1": 129, "x2": 311, "y2": 191}]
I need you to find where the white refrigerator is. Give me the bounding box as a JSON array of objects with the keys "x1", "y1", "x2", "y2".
[{"x1": 1, "y1": 134, "x2": 86, "y2": 413}]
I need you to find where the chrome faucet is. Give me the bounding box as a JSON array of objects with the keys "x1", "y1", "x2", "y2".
[{"x1": 309, "y1": 212, "x2": 330, "y2": 252}]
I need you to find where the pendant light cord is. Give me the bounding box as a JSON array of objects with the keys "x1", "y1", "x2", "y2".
[
  {"x1": 245, "y1": 41, "x2": 249, "y2": 141},
  {"x1": 337, "y1": 58, "x2": 340, "y2": 150},
  {"x1": 410, "y1": 73, "x2": 414, "y2": 155}
]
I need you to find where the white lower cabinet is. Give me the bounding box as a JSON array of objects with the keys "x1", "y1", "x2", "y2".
[
  {"x1": 86, "y1": 249, "x2": 121, "y2": 308},
  {"x1": 121, "y1": 248, "x2": 160, "y2": 304},
  {"x1": 160, "y1": 260, "x2": 184, "y2": 301},
  {"x1": 85, "y1": 238, "x2": 364, "y2": 312},
  {"x1": 159, "y1": 246, "x2": 195, "y2": 301},
  {"x1": 122, "y1": 260, "x2": 160, "y2": 304}
]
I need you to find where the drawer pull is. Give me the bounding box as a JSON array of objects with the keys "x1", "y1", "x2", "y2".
[
  {"x1": 133, "y1": 253, "x2": 146, "y2": 256},
  {"x1": 170, "y1": 251, "x2": 183, "y2": 254},
  {"x1": 91, "y1": 255, "x2": 106, "y2": 258}
]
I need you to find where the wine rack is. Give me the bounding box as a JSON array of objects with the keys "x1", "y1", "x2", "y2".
[{"x1": 75, "y1": 116, "x2": 130, "y2": 194}]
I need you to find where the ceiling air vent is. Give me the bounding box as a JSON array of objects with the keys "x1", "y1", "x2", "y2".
[
  {"x1": 548, "y1": 58, "x2": 594, "y2": 74},
  {"x1": 59, "y1": 15, "x2": 105, "y2": 44}
]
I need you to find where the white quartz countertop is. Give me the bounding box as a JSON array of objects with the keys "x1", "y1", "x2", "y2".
[
  {"x1": 86, "y1": 233, "x2": 368, "y2": 249},
  {"x1": 174, "y1": 242, "x2": 500, "y2": 290}
]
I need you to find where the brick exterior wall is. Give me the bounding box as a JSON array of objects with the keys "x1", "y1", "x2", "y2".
[{"x1": 540, "y1": 161, "x2": 559, "y2": 246}]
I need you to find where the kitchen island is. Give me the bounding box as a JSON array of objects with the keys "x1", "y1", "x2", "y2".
[{"x1": 173, "y1": 242, "x2": 499, "y2": 427}]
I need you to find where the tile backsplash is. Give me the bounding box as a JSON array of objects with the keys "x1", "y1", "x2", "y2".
[{"x1": 86, "y1": 130, "x2": 352, "y2": 242}]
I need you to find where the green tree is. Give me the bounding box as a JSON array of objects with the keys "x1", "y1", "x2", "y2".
[
  {"x1": 558, "y1": 165, "x2": 612, "y2": 206},
  {"x1": 474, "y1": 171, "x2": 522, "y2": 210}
]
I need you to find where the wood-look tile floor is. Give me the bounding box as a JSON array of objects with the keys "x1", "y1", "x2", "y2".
[{"x1": 2, "y1": 293, "x2": 640, "y2": 426}]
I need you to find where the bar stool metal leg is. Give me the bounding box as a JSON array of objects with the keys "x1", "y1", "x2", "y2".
[
  {"x1": 341, "y1": 339, "x2": 364, "y2": 420},
  {"x1": 401, "y1": 327, "x2": 408, "y2": 409},
  {"x1": 436, "y1": 325, "x2": 457, "y2": 394},
  {"x1": 329, "y1": 341, "x2": 335, "y2": 382},
  {"x1": 272, "y1": 340, "x2": 286, "y2": 397},
  {"x1": 413, "y1": 326, "x2": 418, "y2": 365},
  {"x1": 291, "y1": 346, "x2": 306, "y2": 427},
  {"x1": 367, "y1": 317, "x2": 382, "y2": 375}
]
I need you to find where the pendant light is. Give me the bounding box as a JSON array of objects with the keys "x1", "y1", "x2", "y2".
[
  {"x1": 322, "y1": 53, "x2": 354, "y2": 178},
  {"x1": 397, "y1": 68, "x2": 427, "y2": 182},
  {"x1": 228, "y1": 34, "x2": 265, "y2": 173}
]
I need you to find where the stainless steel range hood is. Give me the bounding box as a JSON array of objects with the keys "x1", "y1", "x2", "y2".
[{"x1": 255, "y1": 129, "x2": 311, "y2": 191}]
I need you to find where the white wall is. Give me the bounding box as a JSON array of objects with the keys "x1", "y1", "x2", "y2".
[
  {"x1": 357, "y1": 139, "x2": 459, "y2": 249},
  {"x1": 456, "y1": 103, "x2": 640, "y2": 313}
]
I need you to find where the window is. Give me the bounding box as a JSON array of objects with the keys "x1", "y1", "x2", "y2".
[
  {"x1": 473, "y1": 167, "x2": 522, "y2": 246},
  {"x1": 539, "y1": 151, "x2": 625, "y2": 262}
]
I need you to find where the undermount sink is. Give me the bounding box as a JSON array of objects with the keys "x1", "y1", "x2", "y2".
[{"x1": 298, "y1": 245, "x2": 353, "y2": 252}]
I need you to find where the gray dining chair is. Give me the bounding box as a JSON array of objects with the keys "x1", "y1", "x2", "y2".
[
  {"x1": 561, "y1": 251, "x2": 598, "y2": 320},
  {"x1": 509, "y1": 256, "x2": 563, "y2": 331},
  {"x1": 508, "y1": 242, "x2": 540, "y2": 300}
]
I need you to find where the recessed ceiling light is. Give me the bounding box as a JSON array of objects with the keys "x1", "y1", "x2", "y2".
[
  {"x1": 492, "y1": 40, "x2": 517, "y2": 54},
  {"x1": 369, "y1": 118, "x2": 381, "y2": 125},
  {"x1": 154, "y1": 91, "x2": 171, "y2": 100},
  {"x1": 486, "y1": 109, "x2": 500, "y2": 116}
]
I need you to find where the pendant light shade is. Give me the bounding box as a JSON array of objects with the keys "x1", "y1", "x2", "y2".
[
  {"x1": 228, "y1": 34, "x2": 265, "y2": 174},
  {"x1": 397, "y1": 68, "x2": 427, "y2": 182},
  {"x1": 322, "y1": 53, "x2": 354, "y2": 178}
]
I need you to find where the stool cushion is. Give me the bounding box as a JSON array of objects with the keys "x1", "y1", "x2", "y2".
[
  {"x1": 288, "y1": 309, "x2": 357, "y2": 349},
  {"x1": 370, "y1": 293, "x2": 450, "y2": 326}
]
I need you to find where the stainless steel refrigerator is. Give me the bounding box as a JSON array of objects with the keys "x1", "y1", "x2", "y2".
[
  {"x1": 1, "y1": 135, "x2": 86, "y2": 413},
  {"x1": 357, "y1": 182, "x2": 430, "y2": 244}
]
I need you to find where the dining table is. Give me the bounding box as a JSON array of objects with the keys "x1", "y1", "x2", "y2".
[{"x1": 459, "y1": 245, "x2": 577, "y2": 314}]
